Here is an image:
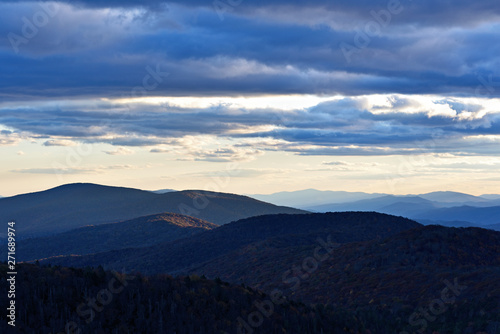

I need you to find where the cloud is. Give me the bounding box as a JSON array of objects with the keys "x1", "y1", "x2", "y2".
[
  {"x1": 1, "y1": 96, "x2": 500, "y2": 157},
  {"x1": 11, "y1": 164, "x2": 140, "y2": 174},
  {"x1": 150, "y1": 147, "x2": 169, "y2": 153},
  {"x1": 187, "y1": 168, "x2": 285, "y2": 178},
  {"x1": 191, "y1": 147, "x2": 264, "y2": 163},
  {"x1": 322, "y1": 161, "x2": 348, "y2": 166},
  {"x1": 11, "y1": 167, "x2": 99, "y2": 174},
  {"x1": 103, "y1": 147, "x2": 135, "y2": 155},
  {"x1": 10, "y1": 0, "x2": 500, "y2": 28},
  {"x1": 0, "y1": 130, "x2": 22, "y2": 146},
  {"x1": 43, "y1": 139, "x2": 77, "y2": 146},
  {"x1": 0, "y1": 2, "x2": 499, "y2": 99}
]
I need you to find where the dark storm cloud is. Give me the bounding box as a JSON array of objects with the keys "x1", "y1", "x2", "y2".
[
  {"x1": 0, "y1": 1, "x2": 499, "y2": 99},
  {"x1": 3, "y1": 0, "x2": 498, "y2": 26}
]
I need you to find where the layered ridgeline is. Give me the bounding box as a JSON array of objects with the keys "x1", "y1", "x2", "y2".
[
  {"x1": 40, "y1": 212, "x2": 500, "y2": 333},
  {"x1": 41, "y1": 212, "x2": 421, "y2": 274},
  {"x1": 189, "y1": 225, "x2": 500, "y2": 302},
  {"x1": 0, "y1": 263, "x2": 357, "y2": 334},
  {"x1": 0, "y1": 183, "x2": 306, "y2": 240},
  {"x1": 0, "y1": 213, "x2": 217, "y2": 262},
  {"x1": 299, "y1": 192, "x2": 500, "y2": 229},
  {"x1": 189, "y1": 226, "x2": 500, "y2": 331}
]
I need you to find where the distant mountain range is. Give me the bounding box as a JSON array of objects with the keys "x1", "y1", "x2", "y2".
[
  {"x1": 0, "y1": 183, "x2": 305, "y2": 240},
  {"x1": 249, "y1": 189, "x2": 384, "y2": 208},
  {"x1": 250, "y1": 189, "x2": 499, "y2": 208},
  {"x1": 0, "y1": 213, "x2": 217, "y2": 262},
  {"x1": 250, "y1": 189, "x2": 500, "y2": 229}
]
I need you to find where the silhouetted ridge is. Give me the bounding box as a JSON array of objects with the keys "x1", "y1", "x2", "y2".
[{"x1": 0, "y1": 263, "x2": 353, "y2": 334}]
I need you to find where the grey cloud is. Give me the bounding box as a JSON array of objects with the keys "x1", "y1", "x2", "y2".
[
  {"x1": 103, "y1": 147, "x2": 134, "y2": 155},
  {"x1": 43, "y1": 139, "x2": 76, "y2": 146},
  {"x1": 0, "y1": 2, "x2": 499, "y2": 100},
  {"x1": 1, "y1": 98, "x2": 500, "y2": 156},
  {"x1": 322, "y1": 161, "x2": 348, "y2": 166}
]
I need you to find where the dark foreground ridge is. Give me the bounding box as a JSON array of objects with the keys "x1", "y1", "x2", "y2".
[
  {"x1": 42, "y1": 212, "x2": 422, "y2": 274},
  {"x1": 0, "y1": 263, "x2": 354, "y2": 334}
]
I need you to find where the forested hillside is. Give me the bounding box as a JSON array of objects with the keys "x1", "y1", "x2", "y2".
[
  {"x1": 0, "y1": 263, "x2": 357, "y2": 334},
  {"x1": 41, "y1": 212, "x2": 421, "y2": 274},
  {"x1": 1, "y1": 213, "x2": 217, "y2": 262}
]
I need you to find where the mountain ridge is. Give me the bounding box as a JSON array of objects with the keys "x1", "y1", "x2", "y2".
[
  {"x1": 0, "y1": 212, "x2": 218, "y2": 262},
  {"x1": 39, "y1": 212, "x2": 422, "y2": 275},
  {"x1": 0, "y1": 183, "x2": 306, "y2": 240}
]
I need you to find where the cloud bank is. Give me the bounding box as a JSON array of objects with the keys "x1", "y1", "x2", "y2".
[{"x1": 0, "y1": 1, "x2": 499, "y2": 100}]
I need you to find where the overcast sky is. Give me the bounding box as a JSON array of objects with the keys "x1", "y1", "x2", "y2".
[{"x1": 1, "y1": 0, "x2": 500, "y2": 197}]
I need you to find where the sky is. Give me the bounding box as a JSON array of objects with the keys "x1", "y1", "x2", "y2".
[{"x1": 1, "y1": 0, "x2": 500, "y2": 197}]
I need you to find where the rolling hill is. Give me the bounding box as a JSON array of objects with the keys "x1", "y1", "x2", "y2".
[
  {"x1": 40, "y1": 212, "x2": 421, "y2": 275},
  {"x1": 0, "y1": 183, "x2": 306, "y2": 240},
  {"x1": 186, "y1": 225, "x2": 500, "y2": 333},
  {"x1": 190, "y1": 224, "x2": 500, "y2": 302},
  {"x1": 414, "y1": 205, "x2": 500, "y2": 226},
  {"x1": 0, "y1": 213, "x2": 218, "y2": 262},
  {"x1": 37, "y1": 213, "x2": 500, "y2": 333}
]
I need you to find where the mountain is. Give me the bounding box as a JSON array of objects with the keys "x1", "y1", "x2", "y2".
[
  {"x1": 151, "y1": 188, "x2": 177, "y2": 194},
  {"x1": 307, "y1": 195, "x2": 438, "y2": 214},
  {"x1": 481, "y1": 194, "x2": 500, "y2": 200},
  {"x1": 0, "y1": 183, "x2": 306, "y2": 240},
  {"x1": 416, "y1": 219, "x2": 481, "y2": 228},
  {"x1": 251, "y1": 189, "x2": 500, "y2": 210},
  {"x1": 414, "y1": 205, "x2": 500, "y2": 226},
  {"x1": 249, "y1": 189, "x2": 384, "y2": 208},
  {"x1": 38, "y1": 214, "x2": 500, "y2": 333},
  {"x1": 0, "y1": 263, "x2": 354, "y2": 334},
  {"x1": 40, "y1": 212, "x2": 421, "y2": 275},
  {"x1": 307, "y1": 195, "x2": 500, "y2": 227},
  {"x1": 186, "y1": 225, "x2": 500, "y2": 333},
  {"x1": 0, "y1": 213, "x2": 217, "y2": 262},
  {"x1": 190, "y1": 224, "x2": 499, "y2": 300},
  {"x1": 485, "y1": 222, "x2": 500, "y2": 231},
  {"x1": 418, "y1": 191, "x2": 489, "y2": 203}
]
